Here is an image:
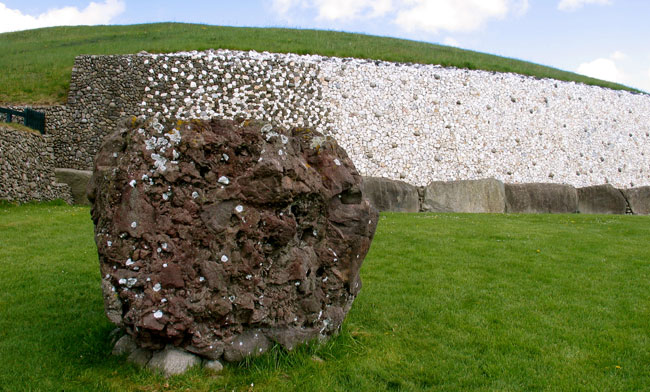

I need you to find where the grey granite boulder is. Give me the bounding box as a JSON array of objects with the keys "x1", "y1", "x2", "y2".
[
  {"x1": 422, "y1": 178, "x2": 505, "y2": 213},
  {"x1": 360, "y1": 176, "x2": 420, "y2": 212},
  {"x1": 621, "y1": 186, "x2": 650, "y2": 215},
  {"x1": 577, "y1": 184, "x2": 626, "y2": 214},
  {"x1": 54, "y1": 168, "x2": 92, "y2": 205},
  {"x1": 148, "y1": 345, "x2": 202, "y2": 376},
  {"x1": 505, "y1": 183, "x2": 578, "y2": 214}
]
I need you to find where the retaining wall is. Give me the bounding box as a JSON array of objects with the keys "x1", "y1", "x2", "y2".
[
  {"x1": 0, "y1": 125, "x2": 71, "y2": 203},
  {"x1": 23, "y1": 50, "x2": 650, "y2": 189}
]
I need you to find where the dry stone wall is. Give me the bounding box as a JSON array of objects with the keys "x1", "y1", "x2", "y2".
[
  {"x1": 45, "y1": 50, "x2": 650, "y2": 189},
  {"x1": 0, "y1": 125, "x2": 71, "y2": 203}
]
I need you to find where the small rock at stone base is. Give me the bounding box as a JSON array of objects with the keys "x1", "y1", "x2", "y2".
[
  {"x1": 147, "y1": 345, "x2": 202, "y2": 376},
  {"x1": 112, "y1": 334, "x2": 138, "y2": 356},
  {"x1": 203, "y1": 360, "x2": 224, "y2": 373},
  {"x1": 127, "y1": 348, "x2": 153, "y2": 367}
]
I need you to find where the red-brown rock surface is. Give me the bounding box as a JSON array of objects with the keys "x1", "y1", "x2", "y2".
[{"x1": 89, "y1": 117, "x2": 377, "y2": 361}]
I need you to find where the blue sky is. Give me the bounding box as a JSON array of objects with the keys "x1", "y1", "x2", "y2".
[{"x1": 1, "y1": 0, "x2": 648, "y2": 92}]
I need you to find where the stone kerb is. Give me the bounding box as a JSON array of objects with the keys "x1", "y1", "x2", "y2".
[
  {"x1": 577, "y1": 184, "x2": 627, "y2": 214},
  {"x1": 422, "y1": 178, "x2": 506, "y2": 213},
  {"x1": 360, "y1": 176, "x2": 420, "y2": 212},
  {"x1": 505, "y1": 183, "x2": 578, "y2": 214},
  {"x1": 54, "y1": 168, "x2": 93, "y2": 205},
  {"x1": 621, "y1": 186, "x2": 650, "y2": 215}
]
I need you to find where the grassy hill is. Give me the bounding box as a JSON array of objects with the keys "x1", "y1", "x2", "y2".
[{"x1": 0, "y1": 22, "x2": 641, "y2": 105}]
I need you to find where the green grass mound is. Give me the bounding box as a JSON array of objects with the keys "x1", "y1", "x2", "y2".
[
  {"x1": 1, "y1": 203, "x2": 650, "y2": 391},
  {"x1": 0, "y1": 23, "x2": 641, "y2": 104}
]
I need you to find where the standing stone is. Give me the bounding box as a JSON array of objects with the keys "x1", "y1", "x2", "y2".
[
  {"x1": 89, "y1": 117, "x2": 378, "y2": 363},
  {"x1": 422, "y1": 178, "x2": 505, "y2": 213}
]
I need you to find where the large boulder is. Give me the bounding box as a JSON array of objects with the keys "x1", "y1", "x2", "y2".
[
  {"x1": 55, "y1": 168, "x2": 92, "y2": 205},
  {"x1": 360, "y1": 176, "x2": 420, "y2": 212},
  {"x1": 577, "y1": 184, "x2": 626, "y2": 214},
  {"x1": 621, "y1": 186, "x2": 650, "y2": 215},
  {"x1": 505, "y1": 183, "x2": 578, "y2": 214},
  {"x1": 89, "y1": 117, "x2": 378, "y2": 363},
  {"x1": 422, "y1": 178, "x2": 505, "y2": 213}
]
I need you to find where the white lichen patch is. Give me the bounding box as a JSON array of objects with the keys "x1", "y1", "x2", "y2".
[
  {"x1": 151, "y1": 153, "x2": 168, "y2": 172},
  {"x1": 131, "y1": 221, "x2": 137, "y2": 228},
  {"x1": 221, "y1": 255, "x2": 229, "y2": 262},
  {"x1": 218, "y1": 176, "x2": 230, "y2": 185},
  {"x1": 235, "y1": 205, "x2": 244, "y2": 213},
  {"x1": 153, "y1": 283, "x2": 161, "y2": 292},
  {"x1": 153, "y1": 310, "x2": 163, "y2": 319}
]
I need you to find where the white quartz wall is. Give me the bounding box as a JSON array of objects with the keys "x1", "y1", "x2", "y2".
[
  {"x1": 137, "y1": 50, "x2": 650, "y2": 188},
  {"x1": 318, "y1": 59, "x2": 650, "y2": 188}
]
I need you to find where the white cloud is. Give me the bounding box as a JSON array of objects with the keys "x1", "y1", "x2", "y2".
[
  {"x1": 271, "y1": 0, "x2": 529, "y2": 34},
  {"x1": 578, "y1": 52, "x2": 650, "y2": 93},
  {"x1": 577, "y1": 57, "x2": 626, "y2": 84},
  {"x1": 0, "y1": 1, "x2": 125, "y2": 33},
  {"x1": 557, "y1": 0, "x2": 611, "y2": 12},
  {"x1": 271, "y1": 0, "x2": 391, "y2": 20},
  {"x1": 513, "y1": 0, "x2": 530, "y2": 16},
  {"x1": 272, "y1": 0, "x2": 300, "y2": 15},
  {"x1": 314, "y1": 0, "x2": 392, "y2": 21},
  {"x1": 394, "y1": 0, "x2": 510, "y2": 34}
]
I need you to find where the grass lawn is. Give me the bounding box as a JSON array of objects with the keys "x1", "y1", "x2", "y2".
[
  {"x1": 0, "y1": 23, "x2": 641, "y2": 105},
  {"x1": 1, "y1": 202, "x2": 650, "y2": 391}
]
